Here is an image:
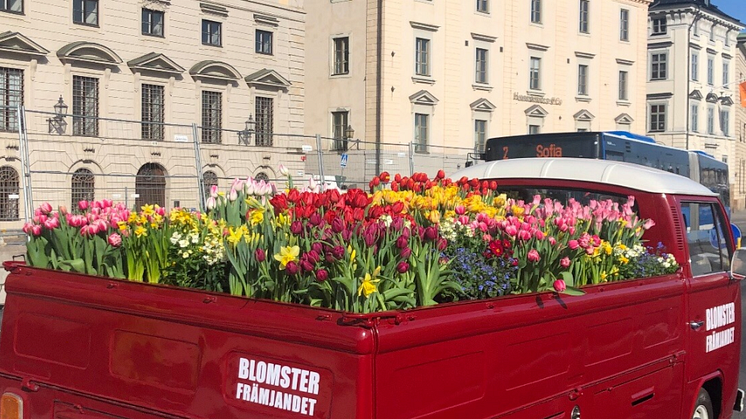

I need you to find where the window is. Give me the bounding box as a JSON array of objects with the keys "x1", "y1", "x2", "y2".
[
  {"x1": 683, "y1": 202, "x2": 730, "y2": 275},
  {"x1": 0, "y1": 67, "x2": 23, "y2": 132},
  {"x1": 202, "y1": 20, "x2": 221, "y2": 46},
  {"x1": 142, "y1": 84, "x2": 164, "y2": 141},
  {"x1": 693, "y1": 22, "x2": 699, "y2": 37},
  {"x1": 332, "y1": 37, "x2": 349, "y2": 75},
  {"x1": 531, "y1": 0, "x2": 541, "y2": 23},
  {"x1": 691, "y1": 103, "x2": 699, "y2": 132},
  {"x1": 72, "y1": 75, "x2": 99, "y2": 137},
  {"x1": 618, "y1": 70, "x2": 628, "y2": 101},
  {"x1": 723, "y1": 60, "x2": 729, "y2": 88},
  {"x1": 649, "y1": 104, "x2": 666, "y2": 132},
  {"x1": 255, "y1": 97, "x2": 273, "y2": 146},
  {"x1": 707, "y1": 107, "x2": 714, "y2": 135},
  {"x1": 71, "y1": 168, "x2": 94, "y2": 208},
  {"x1": 528, "y1": 124, "x2": 540, "y2": 134},
  {"x1": 721, "y1": 109, "x2": 729, "y2": 136},
  {"x1": 709, "y1": 26, "x2": 715, "y2": 42},
  {"x1": 577, "y1": 64, "x2": 588, "y2": 96},
  {"x1": 1, "y1": 0, "x2": 22, "y2": 13},
  {"x1": 620, "y1": 9, "x2": 629, "y2": 41},
  {"x1": 707, "y1": 56, "x2": 713, "y2": 85},
  {"x1": 0, "y1": 166, "x2": 19, "y2": 221},
  {"x1": 529, "y1": 57, "x2": 541, "y2": 90},
  {"x1": 256, "y1": 30, "x2": 273, "y2": 55},
  {"x1": 73, "y1": 0, "x2": 98, "y2": 26},
  {"x1": 201, "y1": 91, "x2": 222, "y2": 144},
  {"x1": 651, "y1": 17, "x2": 666, "y2": 35},
  {"x1": 414, "y1": 113, "x2": 428, "y2": 153},
  {"x1": 135, "y1": 163, "x2": 166, "y2": 209},
  {"x1": 203, "y1": 171, "x2": 218, "y2": 201},
  {"x1": 415, "y1": 38, "x2": 430, "y2": 76},
  {"x1": 476, "y1": 0, "x2": 488, "y2": 13},
  {"x1": 691, "y1": 52, "x2": 699, "y2": 81},
  {"x1": 579, "y1": 0, "x2": 589, "y2": 33},
  {"x1": 650, "y1": 53, "x2": 667, "y2": 80},
  {"x1": 142, "y1": 9, "x2": 164, "y2": 37},
  {"x1": 332, "y1": 111, "x2": 349, "y2": 151},
  {"x1": 475, "y1": 48, "x2": 488, "y2": 84},
  {"x1": 474, "y1": 119, "x2": 487, "y2": 152}
]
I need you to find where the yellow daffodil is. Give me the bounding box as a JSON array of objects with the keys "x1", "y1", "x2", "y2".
[
  {"x1": 227, "y1": 227, "x2": 243, "y2": 245},
  {"x1": 250, "y1": 209, "x2": 265, "y2": 226},
  {"x1": 357, "y1": 266, "x2": 381, "y2": 298},
  {"x1": 348, "y1": 245, "x2": 356, "y2": 262},
  {"x1": 134, "y1": 226, "x2": 147, "y2": 238},
  {"x1": 274, "y1": 245, "x2": 299, "y2": 269},
  {"x1": 141, "y1": 204, "x2": 155, "y2": 216}
]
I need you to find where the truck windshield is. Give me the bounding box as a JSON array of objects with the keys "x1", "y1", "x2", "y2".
[{"x1": 498, "y1": 187, "x2": 636, "y2": 211}]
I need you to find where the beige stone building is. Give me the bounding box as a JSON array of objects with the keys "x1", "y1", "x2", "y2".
[
  {"x1": 644, "y1": 0, "x2": 744, "y2": 207},
  {"x1": 0, "y1": 0, "x2": 305, "y2": 228},
  {"x1": 305, "y1": 0, "x2": 652, "y2": 164},
  {"x1": 736, "y1": 33, "x2": 746, "y2": 209}
]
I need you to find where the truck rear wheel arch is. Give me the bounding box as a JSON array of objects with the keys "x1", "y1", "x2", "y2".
[{"x1": 700, "y1": 378, "x2": 722, "y2": 419}]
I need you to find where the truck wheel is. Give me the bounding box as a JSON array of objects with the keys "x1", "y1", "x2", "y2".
[{"x1": 692, "y1": 388, "x2": 714, "y2": 419}]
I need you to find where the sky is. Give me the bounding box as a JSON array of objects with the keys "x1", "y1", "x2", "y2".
[{"x1": 713, "y1": 0, "x2": 746, "y2": 28}]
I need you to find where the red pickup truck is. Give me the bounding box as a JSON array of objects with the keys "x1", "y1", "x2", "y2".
[{"x1": 0, "y1": 158, "x2": 742, "y2": 419}]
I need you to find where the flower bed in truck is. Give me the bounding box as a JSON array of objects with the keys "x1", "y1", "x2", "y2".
[{"x1": 22, "y1": 169, "x2": 677, "y2": 313}]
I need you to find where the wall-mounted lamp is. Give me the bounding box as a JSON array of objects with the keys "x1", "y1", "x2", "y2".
[
  {"x1": 47, "y1": 96, "x2": 68, "y2": 135},
  {"x1": 238, "y1": 114, "x2": 256, "y2": 145}
]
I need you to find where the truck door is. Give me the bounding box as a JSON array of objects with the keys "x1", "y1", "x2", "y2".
[{"x1": 681, "y1": 201, "x2": 740, "y2": 388}]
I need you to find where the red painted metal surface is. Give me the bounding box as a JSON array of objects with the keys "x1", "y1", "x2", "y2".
[{"x1": 0, "y1": 182, "x2": 739, "y2": 419}]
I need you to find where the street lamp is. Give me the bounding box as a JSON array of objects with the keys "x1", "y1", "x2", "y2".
[
  {"x1": 48, "y1": 96, "x2": 68, "y2": 135},
  {"x1": 238, "y1": 115, "x2": 255, "y2": 145}
]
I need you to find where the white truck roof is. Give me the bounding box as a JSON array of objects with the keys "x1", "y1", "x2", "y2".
[{"x1": 452, "y1": 158, "x2": 717, "y2": 196}]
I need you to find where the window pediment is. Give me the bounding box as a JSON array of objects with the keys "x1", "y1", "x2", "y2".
[
  {"x1": 525, "y1": 104, "x2": 548, "y2": 117},
  {"x1": 0, "y1": 31, "x2": 49, "y2": 57},
  {"x1": 409, "y1": 90, "x2": 439, "y2": 106},
  {"x1": 128, "y1": 52, "x2": 184, "y2": 75},
  {"x1": 57, "y1": 41, "x2": 122, "y2": 65},
  {"x1": 720, "y1": 96, "x2": 734, "y2": 106},
  {"x1": 706, "y1": 92, "x2": 719, "y2": 103},
  {"x1": 689, "y1": 89, "x2": 703, "y2": 100},
  {"x1": 244, "y1": 68, "x2": 291, "y2": 90},
  {"x1": 615, "y1": 113, "x2": 634, "y2": 124},
  {"x1": 470, "y1": 98, "x2": 496, "y2": 112},
  {"x1": 573, "y1": 109, "x2": 595, "y2": 121},
  {"x1": 189, "y1": 60, "x2": 241, "y2": 81}
]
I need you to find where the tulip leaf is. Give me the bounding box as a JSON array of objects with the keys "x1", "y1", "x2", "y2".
[{"x1": 561, "y1": 286, "x2": 585, "y2": 296}]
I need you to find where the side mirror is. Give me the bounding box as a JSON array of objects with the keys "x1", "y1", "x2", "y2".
[{"x1": 730, "y1": 248, "x2": 746, "y2": 280}]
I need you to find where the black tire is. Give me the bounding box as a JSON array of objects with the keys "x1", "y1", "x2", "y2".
[{"x1": 692, "y1": 388, "x2": 714, "y2": 419}]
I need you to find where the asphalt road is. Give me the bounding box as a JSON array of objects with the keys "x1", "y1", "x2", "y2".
[{"x1": 730, "y1": 210, "x2": 746, "y2": 419}]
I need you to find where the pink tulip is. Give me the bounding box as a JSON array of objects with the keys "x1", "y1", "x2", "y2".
[
  {"x1": 31, "y1": 225, "x2": 42, "y2": 237},
  {"x1": 78, "y1": 200, "x2": 89, "y2": 211},
  {"x1": 22, "y1": 222, "x2": 34, "y2": 234},
  {"x1": 102, "y1": 199, "x2": 113, "y2": 209},
  {"x1": 107, "y1": 233, "x2": 122, "y2": 247},
  {"x1": 560, "y1": 257, "x2": 571, "y2": 268},
  {"x1": 553, "y1": 279, "x2": 567, "y2": 292},
  {"x1": 40, "y1": 202, "x2": 53, "y2": 215},
  {"x1": 527, "y1": 249, "x2": 540, "y2": 262},
  {"x1": 80, "y1": 225, "x2": 93, "y2": 237},
  {"x1": 210, "y1": 184, "x2": 219, "y2": 198},
  {"x1": 578, "y1": 233, "x2": 591, "y2": 248},
  {"x1": 43, "y1": 217, "x2": 59, "y2": 230},
  {"x1": 504, "y1": 225, "x2": 518, "y2": 237},
  {"x1": 568, "y1": 240, "x2": 579, "y2": 250},
  {"x1": 458, "y1": 215, "x2": 470, "y2": 225},
  {"x1": 548, "y1": 236, "x2": 556, "y2": 246},
  {"x1": 455, "y1": 205, "x2": 465, "y2": 215},
  {"x1": 517, "y1": 230, "x2": 532, "y2": 241},
  {"x1": 58, "y1": 206, "x2": 68, "y2": 215},
  {"x1": 206, "y1": 196, "x2": 216, "y2": 210},
  {"x1": 643, "y1": 219, "x2": 656, "y2": 230},
  {"x1": 92, "y1": 201, "x2": 102, "y2": 209},
  {"x1": 533, "y1": 229, "x2": 545, "y2": 240}
]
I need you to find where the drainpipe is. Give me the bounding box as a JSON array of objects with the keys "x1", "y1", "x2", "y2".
[
  {"x1": 375, "y1": 0, "x2": 383, "y2": 176},
  {"x1": 685, "y1": 6, "x2": 701, "y2": 151}
]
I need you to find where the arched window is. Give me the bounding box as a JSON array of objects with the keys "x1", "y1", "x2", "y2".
[
  {"x1": 203, "y1": 170, "x2": 218, "y2": 199},
  {"x1": 0, "y1": 166, "x2": 19, "y2": 221},
  {"x1": 135, "y1": 163, "x2": 166, "y2": 209},
  {"x1": 255, "y1": 172, "x2": 269, "y2": 182},
  {"x1": 71, "y1": 168, "x2": 95, "y2": 208}
]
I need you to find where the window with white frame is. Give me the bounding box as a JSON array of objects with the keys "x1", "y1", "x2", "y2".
[
  {"x1": 579, "y1": 0, "x2": 589, "y2": 33},
  {"x1": 475, "y1": 48, "x2": 488, "y2": 84},
  {"x1": 577, "y1": 64, "x2": 588, "y2": 96},
  {"x1": 691, "y1": 103, "x2": 699, "y2": 132},
  {"x1": 720, "y1": 109, "x2": 730, "y2": 136},
  {"x1": 1, "y1": 0, "x2": 22, "y2": 13},
  {"x1": 73, "y1": 0, "x2": 98, "y2": 26},
  {"x1": 651, "y1": 17, "x2": 666, "y2": 35},
  {"x1": 707, "y1": 56, "x2": 714, "y2": 85},
  {"x1": 256, "y1": 30, "x2": 273, "y2": 55},
  {"x1": 691, "y1": 51, "x2": 699, "y2": 81},
  {"x1": 693, "y1": 22, "x2": 699, "y2": 36},
  {"x1": 414, "y1": 113, "x2": 429, "y2": 153},
  {"x1": 531, "y1": 0, "x2": 541, "y2": 23},
  {"x1": 723, "y1": 60, "x2": 730, "y2": 88},
  {"x1": 474, "y1": 119, "x2": 487, "y2": 152},
  {"x1": 72, "y1": 75, "x2": 99, "y2": 136},
  {"x1": 415, "y1": 38, "x2": 430, "y2": 76},
  {"x1": 0, "y1": 67, "x2": 23, "y2": 132},
  {"x1": 332, "y1": 36, "x2": 349, "y2": 75},
  {"x1": 618, "y1": 70, "x2": 628, "y2": 101},
  {"x1": 709, "y1": 25, "x2": 715, "y2": 42},
  {"x1": 529, "y1": 57, "x2": 541, "y2": 90},
  {"x1": 529, "y1": 124, "x2": 540, "y2": 134},
  {"x1": 649, "y1": 103, "x2": 666, "y2": 132},
  {"x1": 202, "y1": 20, "x2": 221, "y2": 46},
  {"x1": 620, "y1": 9, "x2": 629, "y2": 41},
  {"x1": 142, "y1": 9, "x2": 164, "y2": 37},
  {"x1": 707, "y1": 107, "x2": 714, "y2": 134},
  {"x1": 476, "y1": 0, "x2": 488, "y2": 14},
  {"x1": 650, "y1": 52, "x2": 667, "y2": 80},
  {"x1": 331, "y1": 110, "x2": 349, "y2": 151}
]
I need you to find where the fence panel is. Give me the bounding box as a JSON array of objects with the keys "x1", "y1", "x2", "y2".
[{"x1": 411, "y1": 144, "x2": 483, "y2": 179}]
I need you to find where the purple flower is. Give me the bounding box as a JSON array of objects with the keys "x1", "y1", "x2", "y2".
[
  {"x1": 311, "y1": 242, "x2": 323, "y2": 255},
  {"x1": 332, "y1": 245, "x2": 345, "y2": 259},
  {"x1": 400, "y1": 247, "x2": 412, "y2": 259},
  {"x1": 285, "y1": 261, "x2": 299, "y2": 275},
  {"x1": 396, "y1": 236, "x2": 408, "y2": 249},
  {"x1": 424, "y1": 226, "x2": 438, "y2": 241},
  {"x1": 397, "y1": 261, "x2": 410, "y2": 273},
  {"x1": 300, "y1": 259, "x2": 314, "y2": 272},
  {"x1": 309, "y1": 213, "x2": 322, "y2": 226},
  {"x1": 307, "y1": 250, "x2": 320, "y2": 264},
  {"x1": 290, "y1": 221, "x2": 303, "y2": 235},
  {"x1": 255, "y1": 248, "x2": 266, "y2": 262},
  {"x1": 316, "y1": 269, "x2": 329, "y2": 282},
  {"x1": 331, "y1": 217, "x2": 344, "y2": 233}
]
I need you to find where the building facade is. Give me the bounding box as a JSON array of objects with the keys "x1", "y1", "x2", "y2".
[
  {"x1": 736, "y1": 33, "x2": 746, "y2": 209},
  {"x1": 0, "y1": 0, "x2": 305, "y2": 227},
  {"x1": 305, "y1": 0, "x2": 652, "y2": 160},
  {"x1": 645, "y1": 0, "x2": 744, "y2": 207}
]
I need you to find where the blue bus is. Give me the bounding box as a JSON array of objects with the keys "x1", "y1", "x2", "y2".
[{"x1": 482, "y1": 131, "x2": 730, "y2": 206}]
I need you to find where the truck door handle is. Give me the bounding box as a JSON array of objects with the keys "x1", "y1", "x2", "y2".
[{"x1": 689, "y1": 320, "x2": 704, "y2": 330}]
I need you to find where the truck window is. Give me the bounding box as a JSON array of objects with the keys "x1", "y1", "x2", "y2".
[
  {"x1": 499, "y1": 187, "x2": 634, "y2": 210},
  {"x1": 681, "y1": 202, "x2": 730, "y2": 275}
]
